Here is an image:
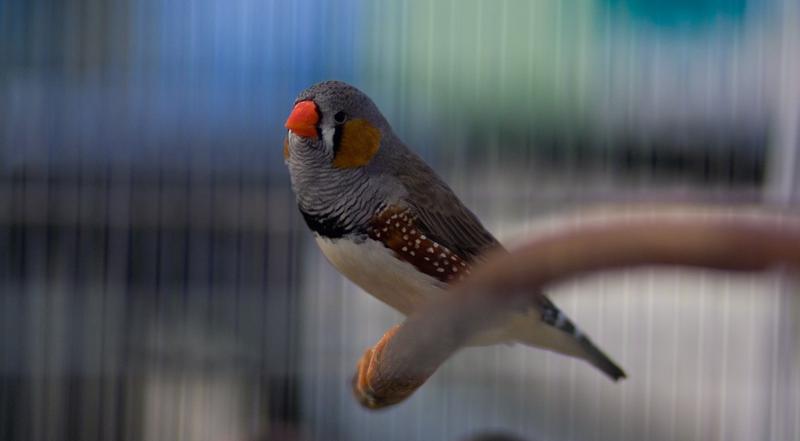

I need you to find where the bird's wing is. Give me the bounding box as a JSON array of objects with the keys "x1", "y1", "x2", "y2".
[
  {"x1": 367, "y1": 205, "x2": 474, "y2": 284},
  {"x1": 391, "y1": 150, "x2": 502, "y2": 262}
]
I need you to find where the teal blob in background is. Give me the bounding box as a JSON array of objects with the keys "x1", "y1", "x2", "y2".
[{"x1": 604, "y1": 0, "x2": 748, "y2": 27}]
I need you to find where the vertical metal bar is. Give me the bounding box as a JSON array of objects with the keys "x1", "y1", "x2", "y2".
[{"x1": 765, "y1": 1, "x2": 800, "y2": 440}]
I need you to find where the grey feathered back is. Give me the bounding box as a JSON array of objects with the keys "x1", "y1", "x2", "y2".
[{"x1": 384, "y1": 145, "x2": 501, "y2": 260}]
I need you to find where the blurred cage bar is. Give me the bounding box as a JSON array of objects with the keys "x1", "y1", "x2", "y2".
[{"x1": 0, "y1": 1, "x2": 799, "y2": 441}]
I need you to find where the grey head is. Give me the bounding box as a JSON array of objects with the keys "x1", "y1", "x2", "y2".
[{"x1": 283, "y1": 80, "x2": 409, "y2": 238}]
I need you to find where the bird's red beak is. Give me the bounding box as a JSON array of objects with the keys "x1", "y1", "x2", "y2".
[{"x1": 285, "y1": 100, "x2": 319, "y2": 139}]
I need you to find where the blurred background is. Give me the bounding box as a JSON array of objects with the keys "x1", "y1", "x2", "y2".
[{"x1": 1, "y1": 0, "x2": 799, "y2": 440}]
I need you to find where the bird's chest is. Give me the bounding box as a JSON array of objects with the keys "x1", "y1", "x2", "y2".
[{"x1": 314, "y1": 235, "x2": 446, "y2": 315}]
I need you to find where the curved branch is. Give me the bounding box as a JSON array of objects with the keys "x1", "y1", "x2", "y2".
[{"x1": 352, "y1": 212, "x2": 800, "y2": 409}]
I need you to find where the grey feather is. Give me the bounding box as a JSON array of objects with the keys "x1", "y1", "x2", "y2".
[{"x1": 392, "y1": 148, "x2": 501, "y2": 261}]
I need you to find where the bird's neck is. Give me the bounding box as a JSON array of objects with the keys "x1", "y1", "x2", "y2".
[{"x1": 287, "y1": 152, "x2": 384, "y2": 239}]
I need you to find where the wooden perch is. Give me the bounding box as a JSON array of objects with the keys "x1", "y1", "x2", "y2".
[{"x1": 352, "y1": 211, "x2": 800, "y2": 409}]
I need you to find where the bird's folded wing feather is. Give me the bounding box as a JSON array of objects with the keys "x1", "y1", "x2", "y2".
[{"x1": 392, "y1": 148, "x2": 502, "y2": 263}]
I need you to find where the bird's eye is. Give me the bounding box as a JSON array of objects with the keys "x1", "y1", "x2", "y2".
[{"x1": 333, "y1": 111, "x2": 347, "y2": 124}]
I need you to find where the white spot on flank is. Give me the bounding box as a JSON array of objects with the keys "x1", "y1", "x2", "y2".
[
  {"x1": 436, "y1": 268, "x2": 444, "y2": 273},
  {"x1": 427, "y1": 248, "x2": 434, "y2": 253}
]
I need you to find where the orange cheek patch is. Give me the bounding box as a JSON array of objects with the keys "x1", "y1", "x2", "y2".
[
  {"x1": 332, "y1": 119, "x2": 382, "y2": 168},
  {"x1": 283, "y1": 136, "x2": 290, "y2": 159}
]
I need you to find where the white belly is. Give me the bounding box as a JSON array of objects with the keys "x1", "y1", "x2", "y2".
[{"x1": 315, "y1": 236, "x2": 447, "y2": 315}]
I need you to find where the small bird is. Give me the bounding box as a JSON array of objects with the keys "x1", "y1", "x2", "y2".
[{"x1": 283, "y1": 80, "x2": 626, "y2": 381}]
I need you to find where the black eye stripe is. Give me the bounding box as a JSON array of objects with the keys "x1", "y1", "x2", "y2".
[{"x1": 332, "y1": 122, "x2": 344, "y2": 156}]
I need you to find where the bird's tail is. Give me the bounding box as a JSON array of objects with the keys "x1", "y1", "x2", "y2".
[
  {"x1": 572, "y1": 332, "x2": 626, "y2": 381},
  {"x1": 509, "y1": 297, "x2": 627, "y2": 381}
]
